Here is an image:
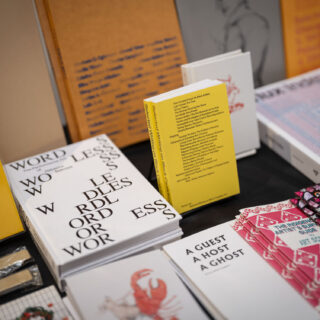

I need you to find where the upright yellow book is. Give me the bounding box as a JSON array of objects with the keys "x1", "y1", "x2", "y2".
[
  {"x1": 0, "y1": 162, "x2": 24, "y2": 241},
  {"x1": 145, "y1": 80, "x2": 240, "y2": 213}
]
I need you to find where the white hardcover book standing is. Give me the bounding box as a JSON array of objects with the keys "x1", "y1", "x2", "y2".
[
  {"x1": 255, "y1": 68, "x2": 320, "y2": 183},
  {"x1": 163, "y1": 221, "x2": 319, "y2": 320},
  {"x1": 181, "y1": 50, "x2": 260, "y2": 159},
  {"x1": 5, "y1": 135, "x2": 182, "y2": 289},
  {"x1": 65, "y1": 250, "x2": 209, "y2": 320}
]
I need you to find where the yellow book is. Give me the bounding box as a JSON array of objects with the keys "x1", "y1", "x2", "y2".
[
  {"x1": 0, "y1": 162, "x2": 24, "y2": 241},
  {"x1": 144, "y1": 101, "x2": 168, "y2": 199},
  {"x1": 145, "y1": 80, "x2": 240, "y2": 213},
  {"x1": 281, "y1": 0, "x2": 320, "y2": 77}
]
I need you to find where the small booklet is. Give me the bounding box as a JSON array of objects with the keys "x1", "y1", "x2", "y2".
[
  {"x1": 144, "y1": 79, "x2": 239, "y2": 213},
  {"x1": 0, "y1": 285, "x2": 71, "y2": 320},
  {"x1": 163, "y1": 221, "x2": 319, "y2": 320},
  {"x1": 181, "y1": 50, "x2": 260, "y2": 159},
  {"x1": 65, "y1": 250, "x2": 209, "y2": 320}
]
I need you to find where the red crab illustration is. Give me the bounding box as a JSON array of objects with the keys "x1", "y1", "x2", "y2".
[{"x1": 131, "y1": 269, "x2": 179, "y2": 320}]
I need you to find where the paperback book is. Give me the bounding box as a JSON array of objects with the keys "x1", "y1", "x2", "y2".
[
  {"x1": 144, "y1": 79, "x2": 239, "y2": 213},
  {"x1": 5, "y1": 135, "x2": 182, "y2": 289},
  {"x1": 163, "y1": 221, "x2": 319, "y2": 320},
  {"x1": 255, "y1": 68, "x2": 320, "y2": 183},
  {"x1": 181, "y1": 50, "x2": 260, "y2": 159},
  {"x1": 65, "y1": 250, "x2": 209, "y2": 320}
]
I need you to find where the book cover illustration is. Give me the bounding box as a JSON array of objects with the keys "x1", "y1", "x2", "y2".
[
  {"x1": 65, "y1": 250, "x2": 208, "y2": 320},
  {"x1": 218, "y1": 75, "x2": 244, "y2": 114},
  {"x1": 181, "y1": 51, "x2": 260, "y2": 159},
  {"x1": 176, "y1": 0, "x2": 286, "y2": 86},
  {"x1": 99, "y1": 268, "x2": 181, "y2": 319},
  {"x1": 241, "y1": 201, "x2": 320, "y2": 291},
  {"x1": 0, "y1": 286, "x2": 71, "y2": 320}
]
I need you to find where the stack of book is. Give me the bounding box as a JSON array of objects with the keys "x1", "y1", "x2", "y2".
[
  {"x1": 234, "y1": 200, "x2": 320, "y2": 312},
  {"x1": 255, "y1": 68, "x2": 320, "y2": 183},
  {"x1": 5, "y1": 134, "x2": 182, "y2": 289},
  {"x1": 163, "y1": 220, "x2": 319, "y2": 319}
]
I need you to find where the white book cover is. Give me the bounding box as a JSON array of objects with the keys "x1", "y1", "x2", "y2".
[
  {"x1": 181, "y1": 51, "x2": 260, "y2": 159},
  {"x1": 65, "y1": 250, "x2": 209, "y2": 320},
  {"x1": 0, "y1": 285, "x2": 71, "y2": 320},
  {"x1": 255, "y1": 68, "x2": 320, "y2": 183},
  {"x1": 163, "y1": 221, "x2": 319, "y2": 320},
  {"x1": 5, "y1": 135, "x2": 181, "y2": 287}
]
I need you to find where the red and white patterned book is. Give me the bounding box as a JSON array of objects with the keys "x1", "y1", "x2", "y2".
[
  {"x1": 234, "y1": 217, "x2": 320, "y2": 310},
  {"x1": 240, "y1": 200, "x2": 320, "y2": 300},
  {"x1": 236, "y1": 213, "x2": 319, "y2": 298}
]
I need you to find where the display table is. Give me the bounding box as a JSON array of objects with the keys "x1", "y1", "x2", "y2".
[{"x1": 0, "y1": 141, "x2": 312, "y2": 306}]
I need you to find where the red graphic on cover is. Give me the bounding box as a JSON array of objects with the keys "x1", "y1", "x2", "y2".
[
  {"x1": 218, "y1": 75, "x2": 244, "y2": 114},
  {"x1": 233, "y1": 218, "x2": 320, "y2": 310},
  {"x1": 16, "y1": 303, "x2": 69, "y2": 320},
  {"x1": 239, "y1": 201, "x2": 320, "y2": 300},
  {"x1": 100, "y1": 269, "x2": 180, "y2": 320}
]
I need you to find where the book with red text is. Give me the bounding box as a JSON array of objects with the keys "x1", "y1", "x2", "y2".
[
  {"x1": 234, "y1": 211, "x2": 320, "y2": 311},
  {"x1": 239, "y1": 200, "x2": 320, "y2": 301}
]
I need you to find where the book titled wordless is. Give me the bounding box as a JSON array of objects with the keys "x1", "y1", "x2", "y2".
[
  {"x1": 5, "y1": 135, "x2": 182, "y2": 289},
  {"x1": 163, "y1": 221, "x2": 319, "y2": 320},
  {"x1": 65, "y1": 250, "x2": 209, "y2": 320},
  {"x1": 144, "y1": 79, "x2": 240, "y2": 213},
  {"x1": 181, "y1": 50, "x2": 260, "y2": 159}
]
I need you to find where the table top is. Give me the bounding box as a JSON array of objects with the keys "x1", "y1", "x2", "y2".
[{"x1": 0, "y1": 141, "x2": 313, "y2": 305}]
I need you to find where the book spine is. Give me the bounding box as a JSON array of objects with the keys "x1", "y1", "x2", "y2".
[
  {"x1": 258, "y1": 115, "x2": 320, "y2": 183},
  {"x1": 144, "y1": 102, "x2": 167, "y2": 198},
  {"x1": 181, "y1": 65, "x2": 192, "y2": 85},
  {"x1": 152, "y1": 104, "x2": 172, "y2": 204},
  {"x1": 22, "y1": 206, "x2": 62, "y2": 289}
]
